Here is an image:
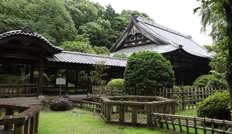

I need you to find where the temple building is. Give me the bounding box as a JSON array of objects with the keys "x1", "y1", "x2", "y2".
[{"x1": 111, "y1": 16, "x2": 211, "y2": 85}]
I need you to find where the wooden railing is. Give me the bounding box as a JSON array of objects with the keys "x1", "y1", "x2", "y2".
[
  {"x1": 91, "y1": 86, "x2": 123, "y2": 97},
  {"x1": 0, "y1": 83, "x2": 38, "y2": 97},
  {"x1": 153, "y1": 113, "x2": 232, "y2": 134},
  {"x1": 153, "y1": 87, "x2": 225, "y2": 110},
  {"x1": 100, "y1": 96, "x2": 176, "y2": 125},
  {"x1": 0, "y1": 103, "x2": 43, "y2": 134},
  {"x1": 73, "y1": 99, "x2": 101, "y2": 112}
]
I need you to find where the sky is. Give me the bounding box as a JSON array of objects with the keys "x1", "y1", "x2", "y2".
[{"x1": 90, "y1": 0, "x2": 213, "y2": 46}]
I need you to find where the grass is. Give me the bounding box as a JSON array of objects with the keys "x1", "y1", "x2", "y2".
[
  {"x1": 39, "y1": 108, "x2": 176, "y2": 134},
  {"x1": 176, "y1": 109, "x2": 197, "y2": 116}
]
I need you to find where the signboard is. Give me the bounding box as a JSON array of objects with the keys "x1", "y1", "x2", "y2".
[{"x1": 56, "y1": 78, "x2": 66, "y2": 85}]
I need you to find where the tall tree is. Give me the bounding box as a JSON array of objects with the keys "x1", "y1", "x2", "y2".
[
  {"x1": 0, "y1": 0, "x2": 77, "y2": 44},
  {"x1": 195, "y1": 0, "x2": 232, "y2": 107}
]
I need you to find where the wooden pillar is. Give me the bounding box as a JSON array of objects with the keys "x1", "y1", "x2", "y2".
[
  {"x1": 75, "y1": 69, "x2": 79, "y2": 93},
  {"x1": 30, "y1": 65, "x2": 34, "y2": 83},
  {"x1": 87, "y1": 70, "x2": 91, "y2": 93},
  {"x1": 65, "y1": 69, "x2": 69, "y2": 95},
  {"x1": 39, "y1": 55, "x2": 44, "y2": 95}
]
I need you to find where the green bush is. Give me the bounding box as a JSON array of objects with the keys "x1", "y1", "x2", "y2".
[
  {"x1": 106, "y1": 79, "x2": 124, "y2": 90},
  {"x1": 197, "y1": 91, "x2": 231, "y2": 120},
  {"x1": 193, "y1": 74, "x2": 228, "y2": 88},
  {"x1": 206, "y1": 78, "x2": 228, "y2": 88},
  {"x1": 124, "y1": 51, "x2": 174, "y2": 95},
  {"x1": 193, "y1": 75, "x2": 214, "y2": 87}
]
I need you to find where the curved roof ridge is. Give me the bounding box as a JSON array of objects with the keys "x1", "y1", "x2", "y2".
[
  {"x1": 135, "y1": 18, "x2": 179, "y2": 49},
  {"x1": 136, "y1": 16, "x2": 191, "y2": 39},
  {"x1": 0, "y1": 29, "x2": 62, "y2": 53}
]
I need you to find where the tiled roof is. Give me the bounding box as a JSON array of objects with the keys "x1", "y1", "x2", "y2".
[
  {"x1": 111, "y1": 16, "x2": 211, "y2": 59},
  {"x1": 47, "y1": 51, "x2": 127, "y2": 67},
  {"x1": 112, "y1": 44, "x2": 177, "y2": 56},
  {"x1": 0, "y1": 28, "x2": 62, "y2": 53}
]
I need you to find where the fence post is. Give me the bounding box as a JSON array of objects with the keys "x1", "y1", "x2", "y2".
[
  {"x1": 181, "y1": 87, "x2": 185, "y2": 110},
  {"x1": 106, "y1": 104, "x2": 112, "y2": 121},
  {"x1": 119, "y1": 104, "x2": 125, "y2": 122},
  {"x1": 146, "y1": 103, "x2": 153, "y2": 125},
  {"x1": 4, "y1": 108, "x2": 14, "y2": 131},
  {"x1": 14, "y1": 122, "x2": 25, "y2": 134},
  {"x1": 132, "y1": 106, "x2": 138, "y2": 124}
]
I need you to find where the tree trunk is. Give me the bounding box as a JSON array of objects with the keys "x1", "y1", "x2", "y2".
[{"x1": 224, "y1": 1, "x2": 232, "y2": 109}]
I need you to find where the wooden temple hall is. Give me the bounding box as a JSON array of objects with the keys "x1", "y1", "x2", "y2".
[
  {"x1": 111, "y1": 16, "x2": 211, "y2": 85},
  {"x1": 0, "y1": 16, "x2": 211, "y2": 97},
  {"x1": 0, "y1": 28, "x2": 126, "y2": 97}
]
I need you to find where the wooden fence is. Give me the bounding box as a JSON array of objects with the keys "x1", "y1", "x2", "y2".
[
  {"x1": 153, "y1": 113, "x2": 232, "y2": 134},
  {"x1": 0, "y1": 83, "x2": 38, "y2": 97},
  {"x1": 73, "y1": 98, "x2": 101, "y2": 112},
  {"x1": 91, "y1": 86, "x2": 123, "y2": 97},
  {"x1": 100, "y1": 96, "x2": 176, "y2": 125},
  {"x1": 0, "y1": 103, "x2": 43, "y2": 134},
  {"x1": 153, "y1": 87, "x2": 225, "y2": 110}
]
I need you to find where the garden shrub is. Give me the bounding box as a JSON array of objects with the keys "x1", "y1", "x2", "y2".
[
  {"x1": 193, "y1": 74, "x2": 214, "y2": 87},
  {"x1": 106, "y1": 79, "x2": 124, "y2": 90},
  {"x1": 193, "y1": 74, "x2": 228, "y2": 88},
  {"x1": 124, "y1": 51, "x2": 174, "y2": 95},
  {"x1": 206, "y1": 78, "x2": 228, "y2": 88},
  {"x1": 197, "y1": 91, "x2": 231, "y2": 120}
]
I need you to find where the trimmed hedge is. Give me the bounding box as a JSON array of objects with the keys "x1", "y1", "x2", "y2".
[
  {"x1": 106, "y1": 79, "x2": 124, "y2": 90},
  {"x1": 193, "y1": 74, "x2": 228, "y2": 88},
  {"x1": 124, "y1": 51, "x2": 174, "y2": 95},
  {"x1": 197, "y1": 91, "x2": 231, "y2": 120}
]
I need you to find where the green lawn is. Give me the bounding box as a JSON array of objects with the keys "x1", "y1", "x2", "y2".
[
  {"x1": 39, "y1": 108, "x2": 181, "y2": 134},
  {"x1": 176, "y1": 109, "x2": 197, "y2": 116}
]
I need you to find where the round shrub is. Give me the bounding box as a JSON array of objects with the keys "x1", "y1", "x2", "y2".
[
  {"x1": 197, "y1": 91, "x2": 231, "y2": 120},
  {"x1": 124, "y1": 51, "x2": 174, "y2": 95},
  {"x1": 193, "y1": 74, "x2": 228, "y2": 88},
  {"x1": 106, "y1": 79, "x2": 124, "y2": 90},
  {"x1": 193, "y1": 74, "x2": 214, "y2": 87},
  {"x1": 206, "y1": 78, "x2": 228, "y2": 88}
]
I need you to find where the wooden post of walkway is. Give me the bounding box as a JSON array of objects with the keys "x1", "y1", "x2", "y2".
[{"x1": 39, "y1": 53, "x2": 44, "y2": 95}]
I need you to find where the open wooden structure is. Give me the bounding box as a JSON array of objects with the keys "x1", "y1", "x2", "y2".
[
  {"x1": 100, "y1": 96, "x2": 176, "y2": 125},
  {"x1": 0, "y1": 103, "x2": 42, "y2": 134},
  {"x1": 0, "y1": 28, "x2": 126, "y2": 97}
]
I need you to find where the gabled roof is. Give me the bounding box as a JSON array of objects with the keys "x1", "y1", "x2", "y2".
[
  {"x1": 111, "y1": 16, "x2": 210, "y2": 58},
  {"x1": 0, "y1": 28, "x2": 62, "y2": 54},
  {"x1": 47, "y1": 51, "x2": 127, "y2": 67}
]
